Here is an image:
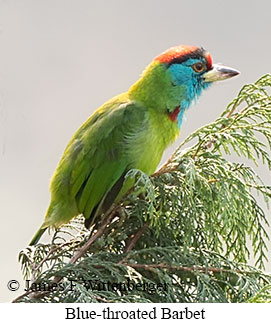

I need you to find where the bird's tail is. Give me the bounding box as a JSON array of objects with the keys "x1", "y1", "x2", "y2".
[{"x1": 29, "y1": 226, "x2": 47, "y2": 246}]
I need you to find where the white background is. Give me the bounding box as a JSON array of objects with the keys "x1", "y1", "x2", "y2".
[{"x1": 2, "y1": 303, "x2": 271, "y2": 322}]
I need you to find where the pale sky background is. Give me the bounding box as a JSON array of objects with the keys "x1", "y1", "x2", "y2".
[{"x1": 0, "y1": 0, "x2": 270, "y2": 302}]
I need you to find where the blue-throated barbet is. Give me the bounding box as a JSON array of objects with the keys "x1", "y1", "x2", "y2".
[{"x1": 29, "y1": 45, "x2": 239, "y2": 245}]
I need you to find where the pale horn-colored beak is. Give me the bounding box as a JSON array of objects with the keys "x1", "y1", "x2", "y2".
[{"x1": 204, "y1": 64, "x2": 240, "y2": 82}]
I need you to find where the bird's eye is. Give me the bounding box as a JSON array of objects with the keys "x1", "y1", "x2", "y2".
[{"x1": 192, "y1": 62, "x2": 206, "y2": 73}]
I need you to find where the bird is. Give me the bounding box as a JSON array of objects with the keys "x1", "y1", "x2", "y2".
[{"x1": 29, "y1": 45, "x2": 239, "y2": 245}]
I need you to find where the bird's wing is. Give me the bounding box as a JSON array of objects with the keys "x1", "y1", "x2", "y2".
[{"x1": 64, "y1": 99, "x2": 147, "y2": 221}]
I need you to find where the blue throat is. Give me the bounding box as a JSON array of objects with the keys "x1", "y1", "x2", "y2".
[{"x1": 168, "y1": 58, "x2": 212, "y2": 127}]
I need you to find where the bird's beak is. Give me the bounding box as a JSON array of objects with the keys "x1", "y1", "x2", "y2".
[{"x1": 204, "y1": 64, "x2": 240, "y2": 82}]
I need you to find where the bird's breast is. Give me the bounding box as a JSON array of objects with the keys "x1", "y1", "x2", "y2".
[{"x1": 129, "y1": 109, "x2": 180, "y2": 174}]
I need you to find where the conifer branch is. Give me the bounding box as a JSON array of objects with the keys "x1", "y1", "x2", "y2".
[
  {"x1": 121, "y1": 263, "x2": 244, "y2": 274},
  {"x1": 16, "y1": 74, "x2": 271, "y2": 303},
  {"x1": 122, "y1": 221, "x2": 150, "y2": 255},
  {"x1": 69, "y1": 205, "x2": 118, "y2": 265}
]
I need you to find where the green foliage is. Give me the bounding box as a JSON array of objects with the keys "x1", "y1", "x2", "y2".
[
  {"x1": 17, "y1": 74, "x2": 271, "y2": 303},
  {"x1": 247, "y1": 284, "x2": 271, "y2": 303}
]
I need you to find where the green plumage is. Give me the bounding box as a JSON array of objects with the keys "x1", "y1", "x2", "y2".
[{"x1": 29, "y1": 62, "x2": 180, "y2": 245}]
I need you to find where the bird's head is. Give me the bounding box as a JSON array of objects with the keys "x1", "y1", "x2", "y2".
[{"x1": 129, "y1": 45, "x2": 239, "y2": 126}]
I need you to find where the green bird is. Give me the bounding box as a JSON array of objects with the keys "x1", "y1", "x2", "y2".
[{"x1": 29, "y1": 45, "x2": 239, "y2": 245}]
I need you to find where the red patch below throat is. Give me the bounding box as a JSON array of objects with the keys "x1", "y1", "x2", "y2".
[{"x1": 168, "y1": 106, "x2": 180, "y2": 122}]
